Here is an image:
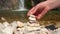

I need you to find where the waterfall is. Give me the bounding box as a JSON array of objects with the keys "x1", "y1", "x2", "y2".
[
  {"x1": 13, "y1": 0, "x2": 28, "y2": 11},
  {"x1": 19, "y1": 0, "x2": 25, "y2": 9}
]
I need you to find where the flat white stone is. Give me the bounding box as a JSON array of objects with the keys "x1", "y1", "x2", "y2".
[{"x1": 29, "y1": 15, "x2": 36, "y2": 21}]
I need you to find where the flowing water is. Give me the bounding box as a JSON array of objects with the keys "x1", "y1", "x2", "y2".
[{"x1": 13, "y1": 0, "x2": 28, "y2": 11}]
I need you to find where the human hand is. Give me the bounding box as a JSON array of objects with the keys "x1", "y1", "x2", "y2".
[{"x1": 27, "y1": 0, "x2": 60, "y2": 20}]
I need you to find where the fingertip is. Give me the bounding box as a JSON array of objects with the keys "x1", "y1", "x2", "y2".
[
  {"x1": 27, "y1": 10, "x2": 31, "y2": 16},
  {"x1": 27, "y1": 12, "x2": 30, "y2": 17},
  {"x1": 27, "y1": 14, "x2": 29, "y2": 16}
]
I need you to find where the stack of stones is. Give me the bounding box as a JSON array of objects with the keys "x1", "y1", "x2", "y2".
[
  {"x1": 25, "y1": 15, "x2": 41, "y2": 34},
  {"x1": 25, "y1": 15, "x2": 50, "y2": 34}
]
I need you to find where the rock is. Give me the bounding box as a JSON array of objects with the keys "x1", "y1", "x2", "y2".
[
  {"x1": 0, "y1": 23, "x2": 4, "y2": 29},
  {"x1": 29, "y1": 15, "x2": 36, "y2": 21},
  {"x1": 14, "y1": 27, "x2": 24, "y2": 34},
  {"x1": 11, "y1": 21, "x2": 17, "y2": 28},
  {"x1": 40, "y1": 28, "x2": 50, "y2": 34},
  {"x1": 12, "y1": 21, "x2": 25, "y2": 34},
  {"x1": 0, "y1": 23, "x2": 5, "y2": 34},
  {"x1": 2, "y1": 26, "x2": 14, "y2": 34},
  {"x1": 2, "y1": 21, "x2": 17, "y2": 34},
  {"x1": 3, "y1": 21, "x2": 10, "y2": 27},
  {"x1": 29, "y1": 15, "x2": 37, "y2": 23},
  {"x1": 16, "y1": 21, "x2": 24, "y2": 28},
  {"x1": 1, "y1": 17, "x2": 6, "y2": 21},
  {"x1": 55, "y1": 28, "x2": 60, "y2": 34}
]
